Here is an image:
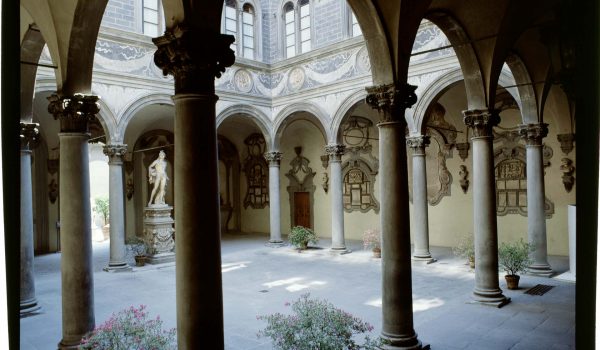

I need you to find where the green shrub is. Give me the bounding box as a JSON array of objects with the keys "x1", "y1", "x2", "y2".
[
  {"x1": 93, "y1": 197, "x2": 110, "y2": 224},
  {"x1": 452, "y1": 233, "x2": 475, "y2": 263},
  {"x1": 498, "y1": 238, "x2": 534, "y2": 276},
  {"x1": 288, "y1": 226, "x2": 318, "y2": 249}
]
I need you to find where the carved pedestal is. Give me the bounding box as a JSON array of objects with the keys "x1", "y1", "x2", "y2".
[{"x1": 143, "y1": 205, "x2": 175, "y2": 264}]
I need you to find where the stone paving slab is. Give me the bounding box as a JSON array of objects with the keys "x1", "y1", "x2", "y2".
[{"x1": 21, "y1": 233, "x2": 574, "y2": 349}]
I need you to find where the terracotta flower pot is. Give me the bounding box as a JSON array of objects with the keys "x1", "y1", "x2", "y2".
[
  {"x1": 469, "y1": 257, "x2": 475, "y2": 269},
  {"x1": 135, "y1": 255, "x2": 146, "y2": 267},
  {"x1": 372, "y1": 247, "x2": 381, "y2": 258},
  {"x1": 505, "y1": 274, "x2": 520, "y2": 290}
]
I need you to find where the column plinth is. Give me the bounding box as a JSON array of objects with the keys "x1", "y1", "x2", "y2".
[
  {"x1": 154, "y1": 24, "x2": 235, "y2": 349},
  {"x1": 326, "y1": 144, "x2": 348, "y2": 254},
  {"x1": 103, "y1": 144, "x2": 131, "y2": 272},
  {"x1": 48, "y1": 94, "x2": 98, "y2": 349},
  {"x1": 20, "y1": 122, "x2": 41, "y2": 316},
  {"x1": 265, "y1": 152, "x2": 284, "y2": 246},
  {"x1": 367, "y1": 83, "x2": 428, "y2": 349},
  {"x1": 406, "y1": 136, "x2": 435, "y2": 263},
  {"x1": 463, "y1": 109, "x2": 510, "y2": 307},
  {"x1": 519, "y1": 123, "x2": 553, "y2": 277}
]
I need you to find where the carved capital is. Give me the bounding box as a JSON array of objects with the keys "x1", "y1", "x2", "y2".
[
  {"x1": 20, "y1": 122, "x2": 39, "y2": 150},
  {"x1": 406, "y1": 135, "x2": 430, "y2": 155},
  {"x1": 47, "y1": 93, "x2": 100, "y2": 133},
  {"x1": 153, "y1": 24, "x2": 235, "y2": 94},
  {"x1": 264, "y1": 151, "x2": 282, "y2": 166},
  {"x1": 557, "y1": 133, "x2": 575, "y2": 155},
  {"x1": 519, "y1": 123, "x2": 548, "y2": 146},
  {"x1": 366, "y1": 83, "x2": 417, "y2": 123},
  {"x1": 462, "y1": 109, "x2": 500, "y2": 138},
  {"x1": 103, "y1": 144, "x2": 128, "y2": 164},
  {"x1": 325, "y1": 144, "x2": 345, "y2": 162}
]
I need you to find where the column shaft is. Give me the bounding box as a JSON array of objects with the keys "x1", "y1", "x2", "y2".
[
  {"x1": 20, "y1": 148, "x2": 40, "y2": 314},
  {"x1": 407, "y1": 137, "x2": 433, "y2": 262},
  {"x1": 327, "y1": 144, "x2": 346, "y2": 252},
  {"x1": 268, "y1": 164, "x2": 283, "y2": 244},
  {"x1": 173, "y1": 94, "x2": 224, "y2": 349},
  {"x1": 58, "y1": 133, "x2": 95, "y2": 348}
]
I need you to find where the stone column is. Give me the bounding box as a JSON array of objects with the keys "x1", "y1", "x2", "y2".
[
  {"x1": 463, "y1": 109, "x2": 509, "y2": 307},
  {"x1": 519, "y1": 123, "x2": 553, "y2": 276},
  {"x1": 326, "y1": 144, "x2": 347, "y2": 253},
  {"x1": 20, "y1": 122, "x2": 41, "y2": 316},
  {"x1": 406, "y1": 135, "x2": 434, "y2": 263},
  {"x1": 48, "y1": 94, "x2": 98, "y2": 348},
  {"x1": 265, "y1": 151, "x2": 284, "y2": 246},
  {"x1": 102, "y1": 144, "x2": 131, "y2": 272},
  {"x1": 153, "y1": 25, "x2": 235, "y2": 350},
  {"x1": 367, "y1": 83, "x2": 426, "y2": 349}
]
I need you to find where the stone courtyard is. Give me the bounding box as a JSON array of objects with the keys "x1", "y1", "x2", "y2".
[{"x1": 21, "y1": 233, "x2": 575, "y2": 350}]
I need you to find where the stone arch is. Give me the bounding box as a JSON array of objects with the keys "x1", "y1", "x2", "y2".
[
  {"x1": 273, "y1": 102, "x2": 329, "y2": 150},
  {"x1": 216, "y1": 104, "x2": 273, "y2": 148},
  {"x1": 21, "y1": 24, "x2": 46, "y2": 121},
  {"x1": 330, "y1": 89, "x2": 368, "y2": 144},
  {"x1": 505, "y1": 53, "x2": 539, "y2": 124},
  {"x1": 117, "y1": 92, "x2": 175, "y2": 143},
  {"x1": 411, "y1": 68, "x2": 520, "y2": 135},
  {"x1": 426, "y1": 12, "x2": 487, "y2": 109}
]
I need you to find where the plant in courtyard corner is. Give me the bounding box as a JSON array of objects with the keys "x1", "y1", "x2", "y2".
[
  {"x1": 498, "y1": 238, "x2": 534, "y2": 289},
  {"x1": 288, "y1": 226, "x2": 318, "y2": 250},
  {"x1": 453, "y1": 233, "x2": 475, "y2": 268},
  {"x1": 257, "y1": 293, "x2": 383, "y2": 350},
  {"x1": 363, "y1": 228, "x2": 381, "y2": 258},
  {"x1": 93, "y1": 196, "x2": 110, "y2": 225},
  {"x1": 79, "y1": 305, "x2": 176, "y2": 350},
  {"x1": 126, "y1": 236, "x2": 147, "y2": 266}
]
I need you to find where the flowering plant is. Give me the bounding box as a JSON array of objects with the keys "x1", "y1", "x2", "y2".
[
  {"x1": 362, "y1": 228, "x2": 381, "y2": 251},
  {"x1": 126, "y1": 237, "x2": 146, "y2": 257},
  {"x1": 257, "y1": 293, "x2": 382, "y2": 350},
  {"x1": 79, "y1": 305, "x2": 176, "y2": 350},
  {"x1": 288, "y1": 226, "x2": 318, "y2": 250}
]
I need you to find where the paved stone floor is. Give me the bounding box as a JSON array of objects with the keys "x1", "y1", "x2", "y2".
[{"x1": 21, "y1": 232, "x2": 575, "y2": 349}]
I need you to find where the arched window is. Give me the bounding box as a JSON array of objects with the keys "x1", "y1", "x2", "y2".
[
  {"x1": 284, "y1": 2, "x2": 296, "y2": 58},
  {"x1": 298, "y1": 0, "x2": 311, "y2": 53},
  {"x1": 142, "y1": 0, "x2": 160, "y2": 37},
  {"x1": 351, "y1": 12, "x2": 362, "y2": 37},
  {"x1": 242, "y1": 4, "x2": 255, "y2": 59},
  {"x1": 224, "y1": 0, "x2": 238, "y2": 55}
]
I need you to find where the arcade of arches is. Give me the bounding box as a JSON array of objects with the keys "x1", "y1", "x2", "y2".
[{"x1": 11, "y1": 0, "x2": 598, "y2": 349}]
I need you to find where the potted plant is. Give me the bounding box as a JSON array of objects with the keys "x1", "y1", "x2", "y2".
[
  {"x1": 126, "y1": 236, "x2": 147, "y2": 266},
  {"x1": 288, "y1": 226, "x2": 318, "y2": 251},
  {"x1": 498, "y1": 238, "x2": 534, "y2": 290},
  {"x1": 453, "y1": 233, "x2": 475, "y2": 268},
  {"x1": 363, "y1": 228, "x2": 381, "y2": 258}
]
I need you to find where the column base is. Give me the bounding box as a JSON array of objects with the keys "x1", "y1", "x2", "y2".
[
  {"x1": 329, "y1": 247, "x2": 351, "y2": 255},
  {"x1": 381, "y1": 332, "x2": 429, "y2": 349},
  {"x1": 103, "y1": 262, "x2": 132, "y2": 273},
  {"x1": 411, "y1": 255, "x2": 436, "y2": 264},
  {"x1": 58, "y1": 338, "x2": 82, "y2": 350},
  {"x1": 470, "y1": 288, "x2": 511, "y2": 308},
  {"x1": 527, "y1": 263, "x2": 554, "y2": 277},
  {"x1": 265, "y1": 240, "x2": 285, "y2": 247},
  {"x1": 20, "y1": 298, "x2": 41, "y2": 317}
]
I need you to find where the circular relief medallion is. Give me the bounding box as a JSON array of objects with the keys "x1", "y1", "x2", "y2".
[
  {"x1": 288, "y1": 67, "x2": 305, "y2": 92},
  {"x1": 234, "y1": 69, "x2": 253, "y2": 93},
  {"x1": 355, "y1": 47, "x2": 371, "y2": 73}
]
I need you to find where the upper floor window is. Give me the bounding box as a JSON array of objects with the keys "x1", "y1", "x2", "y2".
[
  {"x1": 224, "y1": 0, "x2": 238, "y2": 55},
  {"x1": 351, "y1": 12, "x2": 362, "y2": 37},
  {"x1": 242, "y1": 4, "x2": 255, "y2": 59},
  {"x1": 283, "y1": 0, "x2": 311, "y2": 58},
  {"x1": 143, "y1": 0, "x2": 160, "y2": 37}
]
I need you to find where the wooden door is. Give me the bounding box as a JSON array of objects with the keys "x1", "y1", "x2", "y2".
[{"x1": 293, "y1": 192, "x2": 311, "y2": 228}]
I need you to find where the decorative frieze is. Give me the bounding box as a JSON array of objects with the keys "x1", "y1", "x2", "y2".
[
  {"x1": 325, "y1": 144, "x2": 346, "y2": 162},
  {"x1": 47, "y1": 93, "x2": 100, "y2": 133},
  {"x1": 462, "y1": 109, "x2": 500, "y2": 138},
  {"x1": 406, "y1": 135, "x2": 430, "y2": 156},
  {"x1": 518, "y1": 123, "x2": 548, "y2": 146},
  {"x1": 20, "y1": 122, "x2": 39, "y2": 150},
  {"x1": 366, "y1": 83, "x2": 417, "y2": 123},
  {"x1": 103, "y1": 144, "x2": 128, "y2": 165},
  {"x1": 153, "y1": 24, "x2": 235, "y2": 94},
  {"x1": 264, "y1": 151, "x2": 283, "y2": 166}
]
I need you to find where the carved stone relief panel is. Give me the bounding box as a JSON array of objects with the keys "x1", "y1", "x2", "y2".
[{"x1": 242, "y1": 133, "x2": 269, "y2": 209}]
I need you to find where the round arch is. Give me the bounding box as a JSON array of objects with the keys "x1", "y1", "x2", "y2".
[
  {"x1": 505, "y1": 53, "x2": 538, "y2": 124},
  {"x1": 117, "y1": 92, "x2": 175, "y2": 143},
  {"x1": 330, "y1": 89, "x2": 367, "y2": 144},
  {"x1": 216, "y1": 104, "x2": 273, "y2": 148},
  {"x1": 273, "y1": 102, "x2": 330, "y2": 150}
]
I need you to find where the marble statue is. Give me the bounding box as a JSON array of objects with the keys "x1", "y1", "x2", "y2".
[{"x1": 148, "y1": 150, "x2": 169, "y2": 206}]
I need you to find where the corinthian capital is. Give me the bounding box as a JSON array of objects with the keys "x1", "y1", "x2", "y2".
[
  {"x1": 47, "y1": 93, "x2": 100, "y2": 133},
  {"x1": 103, "y1": 144, "x2": 128, "y2": 164},
  {"x1": 462, "y1": 109, "x2": 500, "y2": 138},
  {"x1": 325, "y1": 144, "x2": 345, "y2": 162},
  {"x1": 365, "y1": 83, "x2": 417, "y2": 123},
  {"x1": 20, "y1": 122, "x2": 39, "y2": 150},
  {"x1": 153, "y1": 23, "x2": 235, "y2": 94},
  {"x1": 518, "y1": 123, "x2": 548, "y2": 146},
  {"x1": 406, "y1": 135, "x2": 430, "y2": 155},
  {"x1": 264, "y1": 151, "x2": 282, "y2": 166}
]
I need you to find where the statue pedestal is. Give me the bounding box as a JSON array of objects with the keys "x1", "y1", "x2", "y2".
[{"x1": 143, "y1": 205, "x2": 175, "y2": 264}]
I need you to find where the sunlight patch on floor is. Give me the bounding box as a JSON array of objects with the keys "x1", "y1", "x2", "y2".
[
  {"x1": 221, "y1": 261, "x2": 251, "y2": 273},
  {"x1": 413, "y1": 297, "x2": 444, "y2": 312},
  {"x1": 263, "y1": 277, "x2": 304, "y2": 288},
  {"x1": 285, "y1": 280, "x2": 327, "y2": 292}
]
